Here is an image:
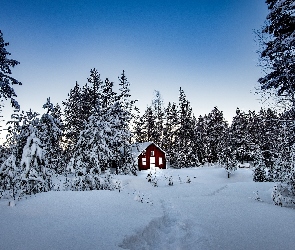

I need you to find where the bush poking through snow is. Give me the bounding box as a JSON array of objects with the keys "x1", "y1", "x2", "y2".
[
  {"x1": 272, "y1": 184, "x2": 295, "y2": 207},
  {"x1": 186, "y1": 176, "x2": 191, "y2": 183},
  {"x1": 254, "y1": 191, "x2": 262, "y2": 202},
  {"x1": 168, "y1": 176, "x2": 173, "y2": 186},
  {"x1": 146, "y1": 172, "x2": 152, "y2": 182}
]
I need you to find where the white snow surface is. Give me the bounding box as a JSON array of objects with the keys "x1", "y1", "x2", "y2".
[{"x1": 1, "y1": 166, "x2": 295, "y2": 250}]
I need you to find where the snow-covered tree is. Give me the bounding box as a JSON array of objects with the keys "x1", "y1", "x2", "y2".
[
  {"x1": 39, "y1": 98, "x2": 64, "y2": 173},
  {"x1": 258, "y1": 0, "x2": 295, "y2": 107},
  {"x1": 195, "y1": 115, "x2": 209, "y2": 165},
  {"x1": 257, "y1": 1, "x2": 295, "y2": 204},
  {"x1": 0, "y1": 109, "x2": 24, "y2": 200},
  {"x1": 253, "y1": 147, "x2": 267, "y2": 182},
  {"x1": 68, "y1": 70, "x2": 137, "y2": 189},
  {"x1": 133, "y1": 111, "x2": 146, "y2": 143},
  {"x1": 3, "y1": 108, "x2": 56, "y2": 196},
  {"x1": 5, "y1": 109, "x2": 32, "y2": 164},
  {"x1": 171, "y1": 88, "x2": 198, "y2": 168},
  {"x1": 62, "y1": 81, "x2": 83, "y2": 148},
  {"x1": 151, "y1": 90, "x2": 165, "y2": 146},
  {"x1": 133, "y1": 90, "x2": 164, "y2": 146},
  {"x1": 0, "y1": 154, "x2": 21, "y2": 200},
  {"x1": 205, "y1": 107, "x2": 228, "y2": 163},
  {"x1": 0, "y1": 30, "x2": 22, "y2": 109},
  {"x1": 115, "y1": 70, "x2": 137, "y2": 175},
  {"x1": 219, "y1": 128, "x2": 238, "y2": 178},
  {"x1": 257, "y1": 108, "x2": 279, "y2": 172},
  {"x1": 162, "y1": 101, "x2": 178, "y2": 163},
  {"x1": 20, "y1": 129, "x2": 49, "y2": 195},
  {"x1": 230, "y1": 108, "x2": 253, "y2": 163},
  {"x1": 68, "y1": 109, "x2": 114, "y2": 190}
]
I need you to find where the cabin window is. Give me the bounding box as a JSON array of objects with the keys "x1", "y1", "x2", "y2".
[
  {"x1": 159, "y1": 157, "x2": 163, "y2": 165},
  {"x1": 142, "y1": 150, "x2": 146, "y2": 156},
  {"x1": 142, "y1": 158, "x2": 146, "y2": 165},
  {"x1": 151, "y1": 151, "x2": 154, "y2": 157}
]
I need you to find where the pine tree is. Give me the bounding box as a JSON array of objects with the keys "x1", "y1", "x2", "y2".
[
  {"x1": 68, "y1": 70, "x2": 137, "y2": 182},
  {"x1": 206, "y1": 107, "x2": 228, "y2": 163},
  {"x1": 196, "y1": 115, "x2": 214, "y2": 165},
  {"x1": 39, "y1": 98, "x2": 64, "y2": 174},
  {"x1": 5, "y1": 109, "x2": 31, "y2": 164},
  {"x1": 0, "y1": 30, "x2": 22, "y2": 109},
  {"x1": 0, "y1": 154, "x2": 21, "y2": 200},
  {"x1": 68, "y1": 107, "x2": 114, "y2": 190},
  {"x1": 171, "y1": 88, "x2": 198, "y2": 168},
  {"x1": 253, "y1": 148, "x2": 267, "y2": 182},
  {"x1": 258, "y1": 0, "x2": 295, "y2": 107},
  {"x1": 256, "y1": 108, "x2": 279, "y2": 179},
  {"x1": 162, "y1": 101, "x2": 178, "y2": 163},
  {"x1": 87, "y1": 68, "x2": 104, "y2": 108},
  {"x1": 230, "y1": 108, "x2": 252, "y2": 163},
  {"x1": 63, "y1": 81, "x2": 83, "y2": 148},
  {"x1": 4, "y1": 108, "x2": 55, "y2": 196},
  {"x1": 63, "y1": 70, "x2": 103, "y2": 157},
  {"x1": 139, "y1": 106, "x2": 156, "y2": 142},
  {"x1": 1, "y1": 109, "x2": 26, "y2": 199},
  {"x1": 20, "y1": 128, "x2": 48, "y2": 194},
  {"x1": 133, "y1": 111, "x2": 146, "y2": 143},
  {"x1": 115, "y1": 71, "x2": 137, "y2": 174},
  {"x1": 219, "y1": 127, "x2": 238, "y2": 178},
  {"x1": 151, "y1": 90, "x2": 165, "y2": 146}
]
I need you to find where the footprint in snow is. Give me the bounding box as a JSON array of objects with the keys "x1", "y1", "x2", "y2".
[{"x1": 119, "y1": 201, "x2": 211, "y2": 250}]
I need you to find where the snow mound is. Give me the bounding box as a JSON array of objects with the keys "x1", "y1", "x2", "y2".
[{"x1": 119, "y1": 201, "x2": 211, "y2": 250}]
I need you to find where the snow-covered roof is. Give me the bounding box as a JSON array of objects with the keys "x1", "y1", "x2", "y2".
[
  {"x1": 131, "y1": 142, "x2": 165, "y2": 160},
  {"x1": 131, "y1": 142, "x2": 153, "y2": 158}
]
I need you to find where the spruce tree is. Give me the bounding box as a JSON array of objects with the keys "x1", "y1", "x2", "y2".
[
  {"x1": 195, "y1": 115, "x2": 208, "y2": 165},
  {"x1": 171, "y1": 88, "x2": 198, "y2": 168},
  {"x1": 0, "y1": 30, "x2": 22, "y2": 109},
  {"x1": 206, "y1": 107, "x2": 228, "y2": 163},
  {"x1": 141, "y1": 106, "x2": 156, "y2": 142},
  {"x1": 63, "y1": 81, "x2": 83, "y2": 147},
  {"x1": 115, "y1": 71, "x2": 137, "y2": 174},
  {"x1": 258, "y1": 0, "x2": 295, "y2": 107},
  {"x1": 219, "y1": 127, "x2": 238, "y2": 178},
  {"x1": 162, "y1": 102, "x2": 178, "y2": 159},
  {"x1": 40, "y1": 98, "x2": 64, "y2": 174},
  {"x1": 151, "y1": 90, "x2": 165, "y2": 146},
  {"x1": 230, "y1": 108, "x2": 253, "y2": 163}
]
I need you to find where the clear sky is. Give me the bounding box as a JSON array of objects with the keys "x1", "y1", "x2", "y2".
[{"x1": 0, "y1": 0, "x2": 268, "y2": 130}]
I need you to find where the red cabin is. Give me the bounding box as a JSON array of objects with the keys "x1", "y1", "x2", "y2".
[{"x1": 132, "y1": 142, "x2": 167, "y2": 170}]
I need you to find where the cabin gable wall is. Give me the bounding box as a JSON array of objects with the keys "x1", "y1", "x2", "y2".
[{"x1": 137, "y1": 144, "x2": 166, "y2": 170}]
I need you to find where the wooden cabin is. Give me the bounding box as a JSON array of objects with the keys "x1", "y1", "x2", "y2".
[{"x1": 132, "y1": 142, "x2": 166, "y2": 170}]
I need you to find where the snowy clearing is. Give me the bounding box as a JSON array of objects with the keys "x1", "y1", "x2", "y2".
[{"x1": 1, "y1": 166, "x2": 295, "y2": 250}]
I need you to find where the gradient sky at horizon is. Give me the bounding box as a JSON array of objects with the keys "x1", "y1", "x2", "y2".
[{"x1": 1, "y1": 0, "x2": 269, "y2": 131}]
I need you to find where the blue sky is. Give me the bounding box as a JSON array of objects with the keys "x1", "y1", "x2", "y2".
[{"x1": 1, "y1": 0, "x2": 268, "y2": 127}]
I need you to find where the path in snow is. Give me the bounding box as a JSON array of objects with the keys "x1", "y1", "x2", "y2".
[{"x1": 119, "y1": 200, "x2": 211, "y2": 250}]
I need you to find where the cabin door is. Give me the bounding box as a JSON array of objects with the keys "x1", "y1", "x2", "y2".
[{"x1": 150, "y1": 157, "x2": 155, "y2": 170}]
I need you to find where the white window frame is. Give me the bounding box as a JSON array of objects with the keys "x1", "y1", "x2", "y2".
[{"x1": 142, "y1": 158, "x2": 146, "y2": 165}]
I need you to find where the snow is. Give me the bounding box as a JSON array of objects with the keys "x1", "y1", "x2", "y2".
[
  {"x1": 1, "y1": 166, "x2": 295, "y2": 250},
  {"x1": 131, "y1": 142, "x2": 166, "y2": 160}
]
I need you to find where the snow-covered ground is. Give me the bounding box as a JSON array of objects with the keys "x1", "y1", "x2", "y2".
[{"x1": 1, "y1": 166, "x2": 295, "y2": 250}]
